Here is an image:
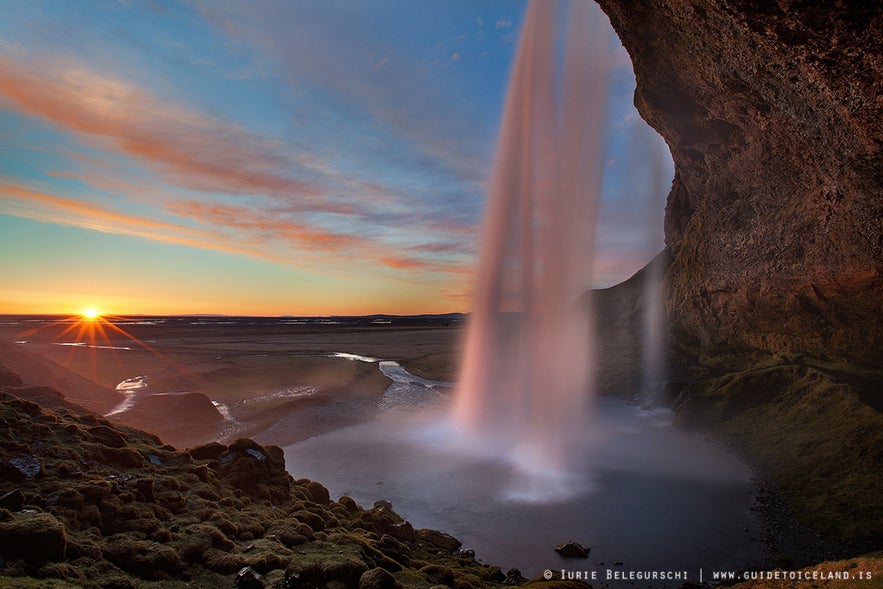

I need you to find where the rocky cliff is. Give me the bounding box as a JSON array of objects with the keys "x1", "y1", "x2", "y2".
[
  {"x1": 596, "y1": 0, "x2": 881, "y2": 366},
  {"x1": 593, "y1": 0, "x2": 883, "y2": 553}
]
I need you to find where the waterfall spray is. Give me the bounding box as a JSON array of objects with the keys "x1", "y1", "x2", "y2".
[{"x1": 453, "y1": 0, "x2": 609, "y2": 497}]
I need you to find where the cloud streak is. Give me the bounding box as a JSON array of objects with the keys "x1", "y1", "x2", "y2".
[
  {"x1": 0, "y1": 55, "x2": 346, "y2": 211},
  {"x1": 0, "y1": 51, "x2": 480, "y2": 278},
  {"x1": 0, "y1": 178, "x2": 472, "y2": 283},
  {"x1": 166, "y1": 199, "x2": 473, "y2": 277},
  {"x1": 0, "y1": 182, "x2": 266, "y2": 259}
]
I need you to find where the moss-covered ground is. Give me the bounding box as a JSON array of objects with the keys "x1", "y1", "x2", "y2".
[
  {"x1": 0, "y1": 388, "x2": 557, "y2": 589},
  {"x1": 673, "y1": 356, "x2": 883, "y2": 554}
]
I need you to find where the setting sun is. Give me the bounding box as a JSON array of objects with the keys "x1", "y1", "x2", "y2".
[{"x1": 82, "y1": 308, "x2": 100, "y2": 320}]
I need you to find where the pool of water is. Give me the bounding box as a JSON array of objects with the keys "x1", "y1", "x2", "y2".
[{"x1": 282, "y1": 365, "x2": 766, "y2": 587}]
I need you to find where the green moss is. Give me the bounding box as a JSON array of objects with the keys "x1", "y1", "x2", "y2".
[
  {"x1": 0, "y1": 576, "x2": 83, "y2": 588},
  {"x1": 675, "y1": 361, "x2": 883, "y2": 550}
]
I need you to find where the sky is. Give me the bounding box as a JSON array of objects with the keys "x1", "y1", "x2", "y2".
[{"x1": 0, "y1": 0, "x2": 672, "y2": 317}]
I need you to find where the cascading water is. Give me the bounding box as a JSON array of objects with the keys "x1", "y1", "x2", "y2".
[
  {"x1": 270, "y1": 1, "x2": 762, "y2": 576},
  {"x1": 636, "y1": 127, "x2": 669, "y2": 401},
  {"x1": 640, "y1": 162, "x2": 668, "y2": 400},
  {"x1": 452, "y1": 0, "x2": 609, "y2": 497}
]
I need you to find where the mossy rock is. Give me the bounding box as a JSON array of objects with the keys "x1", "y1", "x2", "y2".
[
  {"x1": 173, "y1": 522, "x2": 236, "y2": 563},
  {"x1": 96, "y1": 446, "x2": 144, "y2": 468},
  {"x1": 338, "y1": 495, "x2": 361, "y2": 512},
  {"x1": 265, "y1": 523, "x2": 310, "y2": 548},
  {"x1": 375, "y1": 534, "x2": 411, "y2": 564},
  {"x1": 419, "y1": 565, "x2": 455, "y2": 586},
  {"x1": 0, "y1": 576, "x2": 82, "y2": 588},
  {"x1": 292, "y1": 509, "x2": 326, "y2": 532},
  {"x1": 187, "y1": 441, "x2": 227, "y2": 461},
  {"x1": 360, "y1": 567, "x2": 403, "y2": 589},
  {"x1": 305, "y1": 480, "x2": 332, "y2": 505},
  {"x1": 286, "y1": 557, "x2": 369, "y2": 588},
  {"x1": 0, "y1": 512, "x2": 67, "y2": 563},
  {"x1": 101, "y1": 535, "x2": 185, "y2": 578},
  {"x1": 284, "y1": 541, "x2": 370, "y2": 588},
  {"x1": 416, "y1": 529, "x2": 461, "y2": 554},
  {"x1": 87, "y1": 425, "x2": 128, "y2": 448}
]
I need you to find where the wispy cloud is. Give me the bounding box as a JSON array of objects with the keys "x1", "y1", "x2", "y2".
[
  {"x1": 165, "y1": 199, "x2": 473, "y2": 277},
  {"x1": 0, "y1": 50, "x2": 481, "y2": 277},
  {"x1": 0, "y1": 55, "x2": 343, "y2": 210},
  {"x1": 164, "y1": 199, "x2": 361, "y2": 252},
  {"x1": 0, "y1": 174, "x2": 474, "y2": 284},
  {"x1": 0, "y1": 181, "x2": 265, "y2": 259},
  {"x1": 194, "y1": 2, "x2": 499, "y2": 186}
]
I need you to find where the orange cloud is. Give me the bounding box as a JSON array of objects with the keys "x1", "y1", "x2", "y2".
[
  {"x1": 0, "y1": 179, "x2": 474, "y2": 288},
  {"x1": 379, "y1": 255, "x2": 429, "y2": 271},
  {"x1": 0, "y1": 182, "x2": 280, "y2": 262},
  {"x1": 0, "y1": 55, "x2": 338, "y2": 209},
  {"x1": 165, "y1": 200, "x2": 361, "y2": 251},
  {"x1": 164, "y1": 199, "x2": 476, "y2": 278}
]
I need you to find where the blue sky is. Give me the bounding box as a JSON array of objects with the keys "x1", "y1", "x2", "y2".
[{"x1": 0, "y1": 0, "x2": 671, "y2": 315}]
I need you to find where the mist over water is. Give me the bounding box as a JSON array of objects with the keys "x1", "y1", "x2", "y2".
[
  {"x1": 453, "y1": 0, "x2": 609, "y2": 496},
  {"x1": 285, "y1": 380, "x2": 764, "y2": 584},
  {"x1": 278, "y1": 3, "x2": 767, "y2": 577}
]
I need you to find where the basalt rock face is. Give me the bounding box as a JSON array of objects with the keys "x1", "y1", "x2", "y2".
[
  {"x1": 592, "y1": 1, "x2": 883, "y2": 552},
  {"x1": 595, "y1": 0, "x2": 882, "y2": 367}
]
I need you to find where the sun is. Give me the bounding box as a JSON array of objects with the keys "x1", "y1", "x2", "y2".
[{"x1": 82, "y1": 308, "x2": 101, "y2": 321}]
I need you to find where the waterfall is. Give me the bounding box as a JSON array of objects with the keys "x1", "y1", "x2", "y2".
[{"x1": 452, "y1": 0, "x2": 609, "y2": 497}]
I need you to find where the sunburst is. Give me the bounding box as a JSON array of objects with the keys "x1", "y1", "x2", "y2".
[{"x1": 16, "y1": 310, "x2": 180, "y2": 375}]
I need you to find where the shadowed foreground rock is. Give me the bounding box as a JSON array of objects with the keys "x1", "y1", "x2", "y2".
[{"x1": 0, "y1": 387, "x2": 577, "y2": 589}]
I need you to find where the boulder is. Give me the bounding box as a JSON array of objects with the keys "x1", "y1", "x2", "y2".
[
  {"x1": 188, "y1": 441, "x2": 227, "y2": 461},
  {"x1": 87, "y1": 425, "x2": 128, "y2": 448},
  {"x1": 305, "y1": 480, "x2": 331, "y2": 505},
  {"x1": 554, "y1": 541, "x2": 590, "y2": 558},
  {"x1": 360, "y1": 567, "x2": 402, "y2": 589},
  {"x1": 236, "y1": 565, "x2": 265, "y2": 589},
  {"x1": 101, "y1": 535, "x2": 185, "y2": 578},
  {"x1": 0, "y1": 489, "x2": 24, "y2": 511},
  {"x1": 416, "y1": 528, "x2": 461, "y2": 554},
  {"x1": 3, "y1": 454, "x2": 42, "y2": 481},
  {"x1": 284, "y1": 554, "x2": 368, "y2": 589},
  {"x1": 0, "y1": 512, "x2": 67, "y2": 563}
]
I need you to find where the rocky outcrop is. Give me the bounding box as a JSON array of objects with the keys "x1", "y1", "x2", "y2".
[
  {"x1": 0, "y1": 391, "x2": 539, "y2": 589},
  {"x1": 593, "y1": 1, "x2": 883, "y2": 553},
  {"x1": 595, "y1": 1, "x2": 882, "y2": 367}
]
